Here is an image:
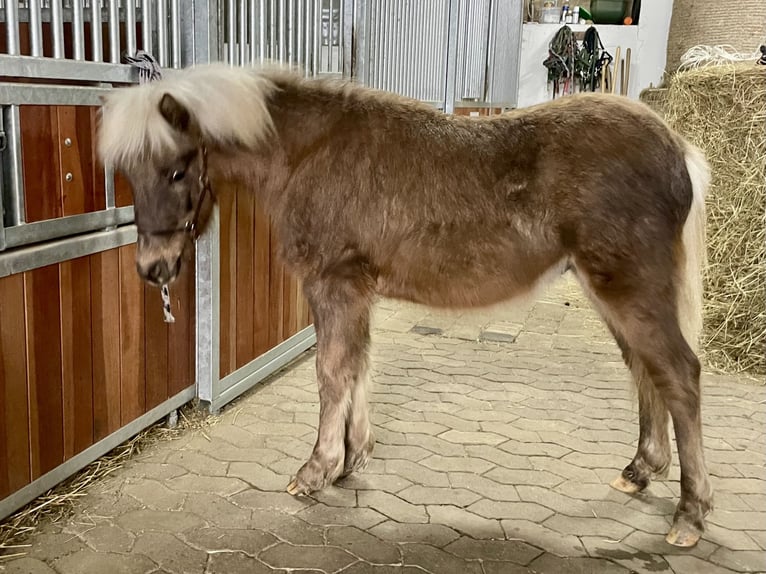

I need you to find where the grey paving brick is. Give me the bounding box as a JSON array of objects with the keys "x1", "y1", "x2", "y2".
[
  {"x1": 249, "y1": 510, "x2": 325, "y2": 545},
  {"x1": 53, "y1": 550, "x2": 157, "y2": 574},
  {"x1": 484, "y1": 467, "x2": 565, "y2": 488},
  {"x1": 398, "y1": 485, "x2": 479, "y2": 507},
  {"x1": 182, "y1": 527, "x2": 277, "y2": 556},
  {"x1": 77, "y1": 524, "x2": 135, "y2": 553},
  {"x1": 260, "y1": 542, "x2": 357, "y2": 571},
  {"x1": 205, "y1": 552, "x2": 273, "y2": 574},
  {"x1": 426, "y1": 505, "x2": 505, "y2": 539},
  {"x1": 326, "y1": 526, "x2": 400, "y2": 564},
  {"x1": 229, "y1": 490, "x2": 314, "y2": 514},
  {"x1": 445, "y1": 536, "x2": 542, "y2": 565},
  {"x1": 664, "y1": 555, "x2": 739, "y2": 574},
  {"x1": 116, "y1": 510, "x2": 205, "y2": 534},
  {"x1": 368, "y1": 520, "x2": 460, "y2": 547},
  {"x1": 620, "y1": 530, "x2": 718, "y2": 559},
  {"x1": 132, "y1": 531, "x2": 207, "y2": 574},
  {"x1": 383, "y1": 460, "x2": 450, "y2": 487},
  {"x1": 298, "y1": 503, "x2": 387, "y2": 530},
  {"x1": 501, "y1": 519, "x2": 587, "y2": 557},
  {"x1": 400, "y1": 543, "x2": 483, "y2": 574},
  {"x1": 357, "y1": 490, "x2": 429, "y2": 524},
  {"x1": 447, "y1": 472, "x2": 520, "y2": 502},
  {"x1": 747, "y1": 530, "x2": 766, "y2": 550},
  {"x1": 227, "y1": 461, "x2": 290, "y2": 491},
  {"x1": 543, "y1": 515, "x2": 634, "y2": 540},
  {"x1": 181, "y1": 493, "x2": 251, "y2": 529},
  {"x1": 0, "y1": 559, "x2": 57, "y2": 574},
  {"x1": 468, "y1": 499, "x2": 555, "y2": 522},
  {"x1": 165, "y1": 450, "x2": 228, "y2": 476},
  {"x1": 464, "y1": 445, "x2": 531, "y2": 469},
  {"x1": 708, "y1": 510, "x2": 766, "y2": 531}
]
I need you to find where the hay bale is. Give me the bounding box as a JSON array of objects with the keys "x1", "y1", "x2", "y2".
[
  {"x1": 666, "y1": 0, "x2": 766, "y2": 74},
  {"x1": 640, "y1": 87, "x2": 669, "y2": 118},
  {"x1": 664, "y1": 64, "x2": 766, "y2": 375}
]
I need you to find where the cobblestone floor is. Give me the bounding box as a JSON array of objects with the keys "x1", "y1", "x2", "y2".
[{"x1": 2, "y1": 275, "x2": 764, "y2": 574}]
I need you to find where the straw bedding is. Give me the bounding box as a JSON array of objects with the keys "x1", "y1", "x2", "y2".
[{"x1": 655, "y1": 64, "x2": 765, "y2": 375}]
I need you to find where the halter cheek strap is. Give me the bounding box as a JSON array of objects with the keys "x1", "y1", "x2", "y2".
[{"x1": 184, "y1": 145, "x2": 213, "y2": 240}]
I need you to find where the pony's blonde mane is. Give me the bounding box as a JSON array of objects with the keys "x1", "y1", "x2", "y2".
[{"x1": 98, "y1": 63, "x2": 278, "y2": 168}]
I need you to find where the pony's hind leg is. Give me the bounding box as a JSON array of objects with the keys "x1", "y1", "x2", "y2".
[
  {"x1": 287, "y1": 272, "x2": 374, "y2": 495},
  {"x1": 611, "y1": 357, "x2": 672, "y2": 493},
  {"x1": 581, "y1": 270, "x2": 712, "y2": 547}
]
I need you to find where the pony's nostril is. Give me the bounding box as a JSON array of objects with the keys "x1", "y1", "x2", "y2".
[{"x1": 147, "y1": 261, "x2": 170, "y2": 284}]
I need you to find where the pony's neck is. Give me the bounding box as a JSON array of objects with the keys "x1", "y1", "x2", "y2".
[{"x1": 208, "y1": 79, "x2": 337, "y2": 214}]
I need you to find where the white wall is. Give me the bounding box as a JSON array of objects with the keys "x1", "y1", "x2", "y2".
[{"x1": 516, "y1": 0, "x2": 674, "y2": 108}]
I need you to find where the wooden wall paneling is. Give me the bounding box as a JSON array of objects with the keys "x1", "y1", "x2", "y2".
[
  {"x1": 114, "y1": 172, "x2": 134, "y2": 208},
  {"x1": 296, "y1": 279, "x2": 309, "y2": 332},
  {"x1": 91, "y1": 249, "x2": 121, "y2": 440},
  {"x1": 235, "y1": 186, "x2": 255, "y2": 369},
  {"x1": 144, "y1": 283, "x2": 169, "y2": 410},
  {"x1": 253, "y1": 197, "x2": 271, "y2": 357},
  {"x1": 282, "y1": 270, "x2": 297, "y2": 339},
  {"x1": 168, "y1": 261, "x2": 195, "y2": 396},
  {"x1": 0, "y1": 275, "x2": 31, "y2": 498},
  {"x1": 218, "y1": 186, "x2": 237, "y2": 378},
  {"x1": 268, "y1": 225, "x2": 285, "y2": 348},
  {"x1": 60, "y1": 257, "x2": 94, "y2": 459},
  {"x1": 21, "y1": 105, "x2": 63, "y2": 222},
  {"x1": 24, "y1": 265, "x2": 64, "y2": 478},
  {"x1": 118, "y1": 244, "x2": 146, "y2": 425}
]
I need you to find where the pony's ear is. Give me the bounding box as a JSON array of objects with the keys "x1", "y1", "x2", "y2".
[{"x1": 159, "y1": 93, "x2": 191, "y2": 132}]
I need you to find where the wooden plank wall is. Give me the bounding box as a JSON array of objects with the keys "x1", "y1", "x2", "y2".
[
  {"x1": 0, "y1": 247, "x2": 195, "y2": 500},
  {"x1": 218, "y1": 184, "x2": 312, "y2": 379}
]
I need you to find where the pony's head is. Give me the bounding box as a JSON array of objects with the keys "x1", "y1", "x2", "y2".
[{"x1": 98, "y1": 63, "x2": 276, "y2": 286}]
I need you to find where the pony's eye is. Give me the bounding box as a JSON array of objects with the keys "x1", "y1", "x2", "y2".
[{"x1": 171, "y1": 170, "x2": 185, "y2": 183}]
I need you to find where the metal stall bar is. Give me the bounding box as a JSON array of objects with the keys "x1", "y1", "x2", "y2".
[
  {"x1": 259, "y1": 0, "x2": 266, "y2": 63},
  {"x1": 443, "y1": 0, "x2": 460, "y2": 112},
  {"x1": 303, "y1": 0, "x2": 311, "y2": 75},
  {"x1": 5, "y1": 106, "x2": 25, "y2": 225},
  {"x1": 158, "y1": 0, "x2": 169, "y2": 66},
  {"x1": 5, "y1": 0, "x2": 20, "y2": 55},
  {"x1": 278, "y1": 0, "x2": 286, "y2": 62},
  {"x1": 108, "y1": 0, "x2": 120, "y2": 63},
  {"x1": 297, "y1": 0, "x2": 304, "y2": 69},
  {"x1": 226, "y1": 0, "x2": 236, "y2": 64},
  {"x1": 73, "y1": 0, "x2": 85, "y2": 60},
  {"x1": 238, "y1": 0, "x2": 247, "y2": 65},
  {"x1": 288, "y1": 0, "x2": 294, "y2": 64},
  {"x1": 126, "y1": 0, "x2": 137, "y2": 57},
  {"x1": 29, "y1": 0, "x2": 43, "y2": 57},
  {"x1": 51, "y1": 0, "x2": 66, "y2": 58},
  {"x1": 171, "y1": 0, "x2": 181, "y2": 67},
  {"x1": 142, "y1": 0, "x2": 153, "y2": 53},
  {"x1": 312, "y1": 0, "x2": 319, "y2": 73},
  {"x1": 269, "y1": 0, "x2": 276, "y2": 61},
  {"x1": 92, "y1": 0, "x2": 104, "y2": 61}
]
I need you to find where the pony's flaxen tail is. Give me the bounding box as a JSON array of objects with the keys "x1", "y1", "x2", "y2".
[{"x1": 678, "y1": 142, "x2": 710, "y2": 354}]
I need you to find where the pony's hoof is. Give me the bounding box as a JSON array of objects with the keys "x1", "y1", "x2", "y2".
[
  {"x1": 286, "y1": 478, "x2": 311, "y2": 496},
  {"x1": 341, "y1": 433, "x2": 375, "y2": 478},
  {"x1": 665, "y1": 523, "x2": 702, "y2": 547},
  {"x1": 610, "y1": 474, "x2": 642, "y2": 494}
]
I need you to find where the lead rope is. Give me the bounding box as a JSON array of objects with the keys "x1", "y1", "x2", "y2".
[{"x1": 125, "y1": 51, "x2": 176, "y2": 323}]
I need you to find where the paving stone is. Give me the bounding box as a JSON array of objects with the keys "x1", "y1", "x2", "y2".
[
  {"x1": 708, "y1": 510, "x2": 766, "y2": 531},
  {"x1": 620, "y1": 530, "x2": 717, "y2": 559},
  {"x1": 400, "y1": 543, "x2": 483, "y2": 574},
  {"x1": 182, "y1": 527, "x2": 277, "y2": 556},
  {"x1": 445, "y1": 536, "x2": 542, "y2": 565},
  {"x1": 132, "y1": 531, "x2": 206, "y2": 573},
  {"x1": 404, "y1": 434, "x2": 467, "y2": 457},
  {"x1": 165, "y1": 475, "x2": 249, "y2": 496},
  {"x1": 24, "y1": 532, "x2": 86, "y2": 562},
  {"x1": 326, "y1": 526, "x2": 400, "y2": 564},
  {"x1": 123, "y1": 479, "x2": 186, "y2": 511},
  {"x1": 704, "y1": 523, "x2": 764, "y2": 551},
  {"x1": 447, "y1": 472, "x2": 520, "y2": 501},
  {"x1": 53, "y1": 550, "x2": 158, "y2": 574},
  {"x1": 181, "y1": 493, "x2": 251, "y2": 529},
  {"x1": 664, "y1": 555, "x2": 739, "y2": 574},
  {"x1": 467, "y1": 499, "x2": 555, "y2": 523},
  {"x1": 249, "y1": 510, "x2": 325, "y2": 545},
  {"x1": 337, "y1": 472, "x2": 414, "y2": 493},
  {"x1": 418, "y1": 454, "x2": 493, "y2": 473},
  {"x1": 368, "y1": 520, "x2": 460, "y2": 547},
  {"x1": 463, "y1": 445, "x2": 531, "y2": 469},
  {"x1": 528, "y1": 553, "x2": 632, "y2": 574},
  {"x1": 165, "y1": 450, "x2": 228, "y2": 476},
  {"x1": 426, "y1": 505, "x2": 505, "y2": 539},
  {"x1": 543, "y1": 515, "x2": 634, "y2": 540},
  {"x1": 747, "y1": 530, "x2": 766, "y2": 550},
  {"x1": 77, "y1": 523, "x2": 135, "y2": 553},
  {"x1": 0, "y1": 558, "x2": 57, "y2": 574},
  {"x1": 501, "y1": 519, "x2": 587, "y2": 557},
  {"x1": 357, "y1": 490, "x2": 429, "y2": 523},
  {"x1": 227, "y1": 461, "x2": 290, "y2": 491},
  {"x1": 398, "y1": 485, "x2": 480, "y2": 507},
  {"x1": 384, "y1": 460, "x2": 450, "y2": 487},
  {"x1": 341, "y1": 564, "x2": 424, "y2": 573},
  {"x1": 116, "y1": 510, "x2": 205, "y2": 534},
  {"x1": 372, "y1": 444, "x2": 431, "y2": 462},
  {"x1": 206, "y1": 552, "x2": 273, "y2": 574},
  {"x1": 707, "y1": 548, "x2": 766, "y2": 573},
  {"x1": 260, "y1": 542, "x2": 356, "y2": 571},
  {"x1": 498, "y1": 438, "x2": 571, "y2": 458},
  {"x1": 423, "y1": 412, "x2": 480, "y2": 432},
  {"x1": 298, "y1": 503, "x2": 387, "y2": 530},
  {"x1": 485, "y1": 467, "x2": 565, "y2": 488},
  {"x1": 120, "y1": 462, "x2": 187, "y2": 481},
  {"x1": 230, "y1": 490, "x2": 315, "y2": 514}
]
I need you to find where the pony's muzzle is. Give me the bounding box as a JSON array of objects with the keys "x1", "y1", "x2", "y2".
[{"x1": 137, "y1": 257, "x2": 181, "y2": 286}]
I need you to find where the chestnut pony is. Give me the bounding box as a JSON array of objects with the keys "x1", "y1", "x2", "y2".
[{"x1": 99, "y1": 63, "x2": 712, "y2": 547}]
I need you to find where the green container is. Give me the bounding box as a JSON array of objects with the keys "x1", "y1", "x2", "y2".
[{"x1": 590, "y1": 0, "x2": 626, "y2": 24}]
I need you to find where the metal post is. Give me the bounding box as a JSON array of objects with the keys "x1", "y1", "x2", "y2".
[
  {"x1": 73, "y1": 0, "x2": 85, "y2": 60},
  {"x1": 6, "y1": 106, "x2": 25, "y2": 226},
  {"x1": 158, "y1": 0, "x2": 169, "y2": 66},
  {"x1": 171, "y1": 0, "x2": 182, "y2": 67},
  {"x1": 29, "y1": 0, "x2": 43, "y2": 57},
  {"x1": 108, "y1": 0, "x2": 120, "y2": 63},
  {"x1": 444, "y1": 0, "x2": 460, "y2": 113},
  {"x1": 191, "y1": 0, "x2": 220, "y2": 65},
  {"x1": 238, "y1": 0, "x2": 247, "y2": 65},
  {"x1": 91, "y1": 0, "x2": 104, "y2": 62},
  {"x1": 278, "y1": 0, "x2": 285, "y2": 63},
  {"x1": 5, "y1": 0, "x2": 20, "y2": 55},
  {"x1": 51, "y1": 0, "x2": 65, "y2": 58},
  {"x1": 126, "y1": 0, "x2": 137, "y2": 57},
  {"x1": 142, "y1": 0, "x2": 153, "y2": 53}
]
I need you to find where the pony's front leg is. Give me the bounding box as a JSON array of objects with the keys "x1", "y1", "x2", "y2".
[{"x1": 287, "y1": 277, "x2": 372, "y2": 495}]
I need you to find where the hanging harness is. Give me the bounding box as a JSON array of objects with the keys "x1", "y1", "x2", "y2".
[
  {"x1": 577, "y1": 26, "x2": 613, "y2": 93},
  {"x1": 542, "y1": 25, "x2": 578, "y2": 98}
]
